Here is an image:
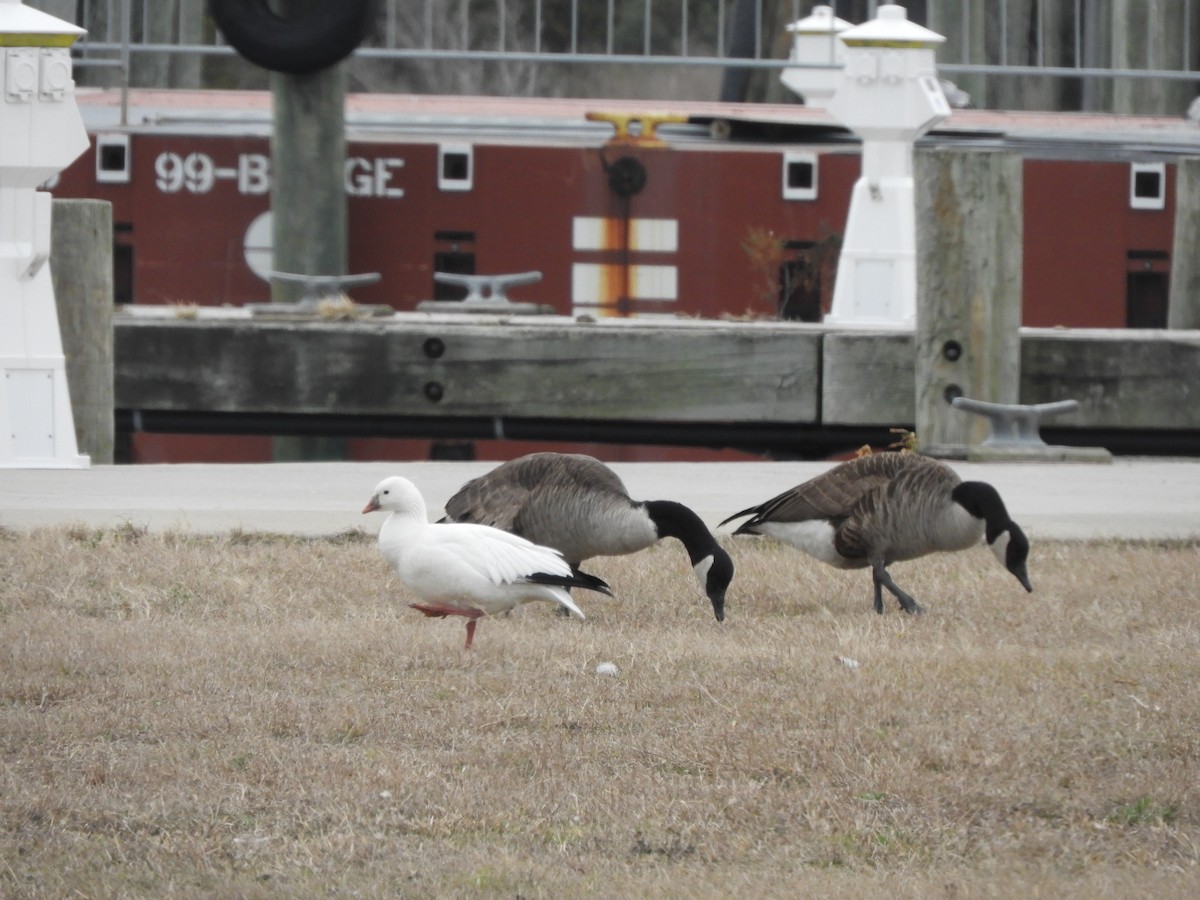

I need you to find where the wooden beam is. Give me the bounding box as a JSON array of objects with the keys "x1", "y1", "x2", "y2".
[
  {"x1": 113, "y1": 315, "x2": 1200, "y2": 434},
  {"x1": 822, "y1": 331, "x2": 914, "y2": 426},
  {"x1": 1020, "y1": 328, "x2": 1200, "y2": 428},
  {"x1": 114, "y1": 317, "x2": 823, "y2": 424}
]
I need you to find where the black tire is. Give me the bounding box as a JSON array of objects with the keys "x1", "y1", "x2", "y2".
[{"x1": 209, "y1": 0, "x2": 376, "y2": 76}]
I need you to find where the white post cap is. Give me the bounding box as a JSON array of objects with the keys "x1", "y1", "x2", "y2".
[
  {"x1": 839, "y1": 3, "x2": 944, "y2": 48},
  {"x1": 0, "y1": 0, "x2": 86, "y2": 47},
  {"x1": 787, "y1": 5, "x2": 853, "y2": 35}
]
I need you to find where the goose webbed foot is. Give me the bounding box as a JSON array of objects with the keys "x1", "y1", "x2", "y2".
[
  {"x1": 871, "y1": 563, "x2": 924, "y2": 615},
  {"x1": 899, "y1": 596, "x2": 924, "y2": 615}
]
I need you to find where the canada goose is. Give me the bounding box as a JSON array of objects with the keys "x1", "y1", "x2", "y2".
[
  {"x1": 719, "y1": 453, "x2": 1032, "y2": 614},
  {"x1": 363, "y1": 476, "x2": 612, "y2": 649},
  {"x1": 441, "y1": 452, "x2": 733, "y2": 621}
]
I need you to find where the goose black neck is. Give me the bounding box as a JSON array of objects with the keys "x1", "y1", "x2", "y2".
[
  {"x1": 952, "y1": 481, "x2": 1013, "y2": 542},
  {"x1": 644, "y1": 500, "x2": 719, "y2": 564}
]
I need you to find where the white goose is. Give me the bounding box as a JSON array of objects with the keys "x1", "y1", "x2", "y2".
[
  {"x1": 441, "y1": 452, "x2": 733, "y2": 621},
  {"x1": 719, "y1": 453, "x2": 1033, "y2": 614},
  {"x1": 363, "y1": 476, "x2": 612, "y2": 649}
]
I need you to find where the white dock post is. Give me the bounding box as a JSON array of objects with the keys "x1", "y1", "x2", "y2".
[
  {"x1": 823, "y1": 4, "x2": 950, "y2": 327},
  {"x1": 779, "y1": 5, "x2": 853, "y2": 110},
  {"x1": 0, "y1": 0, "x2": 90, "y2": 468}
]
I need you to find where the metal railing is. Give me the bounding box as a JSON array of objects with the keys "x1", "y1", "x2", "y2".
[{"x1": 42, "y1": 0, "x2": 1200, "y2": 108}]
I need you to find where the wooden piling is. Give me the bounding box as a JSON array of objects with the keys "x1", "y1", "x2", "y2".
[
  {"x1": 268, "y1": 1, "x2": 349, "y2": 459},
  {"x1": 1112, "y1": 0, "x2": 1195, "y2": 116},
  {"x1": 914, "y1": 148, "x2": 1023, "y2": 456},
  {"x1": 929, "y1": 1, "x2": 986, "y2": 106},
  {"x1": 269, "y1": 23, "x2": 347, "y2": 303},
  {"x1": 51, "y1": 199, "x2": 115, "y2": 465},
  {"x1": 1169, "y1": 157, "x2": 1200, "y2": 330}
]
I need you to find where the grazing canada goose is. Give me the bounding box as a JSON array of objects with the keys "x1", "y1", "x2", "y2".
[
  {"x1": 363, "y1": 476, "x2": 612, "y2": 649},
  {"x1": 719, "y1": 453, "x2": 1033, "y2": 614},
  {"x1": 441, "y1": 452, "x2": 733, "y2": 621}
]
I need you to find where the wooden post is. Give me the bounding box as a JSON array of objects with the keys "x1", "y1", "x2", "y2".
[
  {"x1": 138, "y1": 0, "x2": 200, "y2": 89},
  {"x1": 175, "y1": 0, "x2": 205, "y2": 89},
  {"x1": 1080, "y1": 0, "x2": 1114, "y2": 112},
  {"x1": 50, "y1": 199, "x2": 115, "y2": 465},
  {"x1": 1169, "y1": 157, "x2": 1200, "y2": 330},
  {"x1": 914, "y1": 148, "x2": 1023, "y2": 456},
  {"x1": 928, "y1": 0, "x2": 987, "y2": 105},
  {"x1": 931, "y1": 0, "x2": 1104, "y2": 111},
  {"x1": 992, "y1": 0, "x2": 1074, "y2": 111},
  {"x1": 269, "y1": 0, "x2": 349, "y2": 460},
  {"x1": 269, "y1": 61, "x2": 347, "y2": 302},
  {"x1": 1112, "y1": 0, "x2": 1193, "y2": 115}
]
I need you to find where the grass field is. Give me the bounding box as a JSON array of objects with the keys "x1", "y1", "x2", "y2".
[{"x1": 2, "y1": 525, "x2": 1198, "y2": 897}]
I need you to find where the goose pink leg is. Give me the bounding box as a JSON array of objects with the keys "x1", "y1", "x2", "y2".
[{"x1": 409, "y1": 603, "x2": 486, "y2": 649}]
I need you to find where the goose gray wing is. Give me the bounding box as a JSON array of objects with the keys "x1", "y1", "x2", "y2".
[
  {"x1": 834, "y1": 456, "x2": 963, "y2": 561},
  {"x1": 441, "y1": 456, "x2": 548, "y2": 530},
  {"x1": 442, "y1": 452, "x2": 633, "y2": 534},
  {"x1": 507, "y1": 455, "x2": 645, "y2": 554},
  {"x1": 721, "y1": 452, "x2": 926, "y2": 529}
]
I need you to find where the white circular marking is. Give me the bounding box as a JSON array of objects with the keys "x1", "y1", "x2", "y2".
[{"x1": 243, "y1": 211, "x2": 274, "y2": 281}]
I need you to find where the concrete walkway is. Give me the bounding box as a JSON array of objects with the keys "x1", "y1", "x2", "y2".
[{"x1": 2, "y1": 459, "x2": 1198, "y2": 541}]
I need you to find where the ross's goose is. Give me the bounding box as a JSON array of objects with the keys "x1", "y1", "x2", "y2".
[{"x1": 363, "y1": 475, "x2": 612, "y2": 649}]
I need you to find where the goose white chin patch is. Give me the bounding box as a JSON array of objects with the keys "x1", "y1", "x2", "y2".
[
  {"x1": 989, "y1": 529, "x2": 1011, "y2": 565},
  {"x1": 693, "y1": 554, "x2": 714, "y2": 589}
]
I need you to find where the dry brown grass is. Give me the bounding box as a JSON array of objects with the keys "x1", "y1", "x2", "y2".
[{"x1": 2, "y1": 525, "x2": 1199, "y2": 898}]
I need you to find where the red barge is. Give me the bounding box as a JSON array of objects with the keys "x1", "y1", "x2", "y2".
[{"x1": 52, "y1": 89, "x2": 1200, "y2": 462}]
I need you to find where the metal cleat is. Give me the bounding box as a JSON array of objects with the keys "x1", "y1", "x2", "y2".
[
  {"x1": 418, "y1": 271, "x2": 552, "y2": 315},
  {"x1": 951, "y1": 397, "x2": 1079, "y2": 448},
  {"x1": 950, "y1": 396, "x2": 1111, "y2": 463},
  {"x1": 432, "y1": 271, "x2": 543, "y2": 305},
  {"x1": 247, "y1": 271, "x2": 390, "y2": 318},
  {"x1": 267, "y1": 270, "x2": 382, "y2": 304}
]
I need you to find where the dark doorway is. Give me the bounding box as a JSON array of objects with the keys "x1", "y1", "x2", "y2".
[
  {"x1": 113, "y1": 222, "x2": 134, "y2": 305},
  {"x1": 779, "y1": 241, "x2": 822, "y2": 322},
  {"x1": 433, "y1": 229, "x2": 476, "y2": 301},
  {"x1": 1126, "y1": 270, "x2": 1169, "y2": 328},
  {"x1": 1126, "y1": 249, "x2": 1170, "y2": 328}
]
